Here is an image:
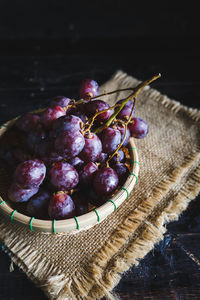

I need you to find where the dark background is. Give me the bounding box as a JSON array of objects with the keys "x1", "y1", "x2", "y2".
[{"x1": 0, "y1": 1, "x2": 200, "y2": 299}]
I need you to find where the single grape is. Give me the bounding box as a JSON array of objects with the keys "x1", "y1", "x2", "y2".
[
  {"x1": 72, "y1": 191, "x2": 89, "y2": 216},
  {"x1": 116, "y1": 124, "x2": 131, "y2": 147},
  {"x1": 49, "y1": 162, "x2": 79, "y2": 191},
  {"x1": 48, "y1": 191, "x2": 75, "y2": 220},
  {"x1": 14, "y1": 159, "x2": 46, "y2": 189},
  {"x1": 80, "y1": 133, "x2": 102, "y2": 162},
  {"x1": 80, "y1": 79, "x2": 99, "y2": 99},
  {"x1": 0, "y1": 147, "x2": 30, "y2": 169},
  {"x1": 97, "y1": 152, "x2": 108, "y2": 164},
  {"x1": 40, "y1": 105, "x2": 66, "y2": 129},
  {"x1": 26, "y1": 129, "x2": 46, "y2": 152},
  {"x1": 72, "y1": 110, "x2": 88, "y2": 123},
  {"x1": 117, "y1": 99, "x2": 135, "y2": 120},
  {"x1": 55, "y1": 130, "x2": 85, "y2": 159},
  {"x1": 111, "y1": 149, "x2": 125, "y2": 164},
  {"x1": 26, "y1": 189, "x2": 50, "y2": 219},
  {"x1": 113, "y1": 163, "x2": 128, "y2": 184},
  {"x1": 8, "y1": 182, "x2": 39, "y2": 202},
  {"x1": 85, "y1": 100, "x2": 114, "y2": 122},
  {"x1": 69, "y1": 156, "x2": 84, "y2": 170},
  {"x1": 79, "y1": 162, "x2": 98, "y2": 186},
  {"x1": 34, "y1": 138, "x2": 52, "y2": 158},
  {"x1": 93, "y1": 167, "x2": 119, "y2": 195},
  {"x1": 101, "y1": 127, "x2": 121, "y2": 154},
  {"x1": 51, "y1": 115, "x2": 82, "y2": 139},
  {"x1": 128, "y1": 117, "x2": 149, "y2": 138},
  {"x1": 50, "y1": 96, "x2": 71, "y2": 108},
  {"x1": 15, "y1": 113, "x2": 40, "y2": 132}
]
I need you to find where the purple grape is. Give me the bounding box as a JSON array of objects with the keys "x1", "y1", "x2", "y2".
[
  {"x1": 93, "y1": 167, "x2": 119, "y2": 195},
  {"x1": 97, "y1": 152, "x2": 108, "y2": 164},
  {"x1": 8, "y1": 182, "x2": 39, "y2": 202},
  {"x1": 69, "y1": 156, "x2": 84, "y2": 170},
  {"x1": 48, "y1": 191, "x2": 75, "y2": 220},
  {"x1": 27, "y1": 129, "x2": 46, "y2": 152},
  {"x1": 15, "y1": 113, "x2": 40, "y2": 132},
  {"x1": 116, "y1": 124, "x2": 131, "y2": 147},
  {"x1": 113, "y1": 163, "x2": 128, "y2": 184},
  {"x1": 80, "y1": 133, "x2": 102, "y2": 162},
  {"x1": 101, "y1": 127, "x2": 121, "y2": 154},
  {"x1": 79, "y1": 162, "x2": 98, "y2": 186},
  {"x1": 0, "y1": 147, "x2": 30, "y2": 169},
  {"x1": 51, "y1": 115, "x2": 82, "y2": 139},
  {"x1": 111, "y1": 149, "x2": 125, "y2": 164},
  {"x1": 50, "y1": 96, "x2": 71, "y2": 108},
  {"x1": 85, "y1": 100, "x2": 114, "y2": 122},
  {"x1": 72, "y1": 191, "x2": 89, "y2": 216},
  {"x1": 26, "y1": 189, "x2": 50, "y2": 219},
  {"x1": 49, "y1": 162, "x2": 79, "y2": 191},
  {"x1": 117, "y1": 99, "x2": 135, "y2": 120},
  {"x1": 14, "y1": 159, "x2": 46, "y2": 189},
  {"x1": 80, "y1": 79, "x2": 99, "y2": 99},
  {"x1": 72, "y1": 110, "x2": 88, "y2": 123},
  {"x1": 128, "y1": 117, "x2": 149, "y2": 138},
  {"x1": 34, "y1": 138, "x2": 52, "y2": 157},
  {"x1": 40, "y1": 105, "x2": 66, "y2": 129},
  {"x1": 55, "y1": 130, "x2": 85, "y2": 159}
]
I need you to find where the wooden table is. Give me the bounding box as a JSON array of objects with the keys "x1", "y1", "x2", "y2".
[{"x1": 0, "y1": 38, "x2": 200, "y2": 299}]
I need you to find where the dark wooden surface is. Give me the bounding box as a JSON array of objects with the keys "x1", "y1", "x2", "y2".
[{"x1": 0, "y1": 1, "x2": 200, "y2": 299}]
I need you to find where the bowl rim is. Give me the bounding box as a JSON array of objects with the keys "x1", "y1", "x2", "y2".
[{"x1": 0, "y1": 118, "x2": 139, "y2": 234}]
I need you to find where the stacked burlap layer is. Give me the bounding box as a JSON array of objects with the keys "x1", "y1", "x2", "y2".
[{"x1": 0, "y1": 71, "x2": 200, "y2": 300}]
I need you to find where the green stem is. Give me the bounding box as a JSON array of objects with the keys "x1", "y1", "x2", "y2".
[
  {"x1": 94, "y1": 73, "x2": 161, "y2": 134},
  {"x1": 105, "y1": 98, "x2": 136, "y2": 166}
]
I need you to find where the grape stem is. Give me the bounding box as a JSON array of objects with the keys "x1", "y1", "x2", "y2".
[
  {"x1": 105, "y1": 99, "x2": 136, "y2": 166},
  {"x1": 94, "y1": 73, "x2": 161, "y2": 134},
  {"x1": 83, "y1": 103, "x2": 121, "y2": 134}
]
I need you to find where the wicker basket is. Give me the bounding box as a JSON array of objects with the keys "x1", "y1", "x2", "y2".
[{"x1": 0, "y1": 118, "x2": 139, "y2": 234}]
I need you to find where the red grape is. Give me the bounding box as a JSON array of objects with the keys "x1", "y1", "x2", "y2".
[
  {"x1": 79, "y1": 162, "x2": 98, "y2": 186},
  {"x1": 80, "y1": 133, "x2": 102, "y2": 162},
  {"x1": 15, "y1": 113, "x2": 40, "y2": 132},
  {"x1": 113, "y1": 163, "x2": 128, "y2": 184},
  {"x1": 51, "y1": 115, "x2": 82, "y2": 138},
  {"x1": 111, "y1": 149, "x2": 125, "y2": 164},
  {"x1": 116, "y1": 124, "x2": 131, "y2": 147},
  {"x1": 50, "y1": 96, "x2": 71, "y2": 108},
  {"x1": 8, "y1": 182, "x2": 39, "y2": 202},
  {"x1": 40, "y1": 105, "x2": 66, "y2": 129},
  {"x1": 93, "y1": 167, "x2": 119, "y2": 195},
  {"x1": 72, "y1": 191, "x2": 89, "y2": 216},
  {"x1": 14, "y1": 159, "x2": 46, "y2": 189},
  {"x1": 117, "y1": 99, "x2": 135, "y2": 120},
  {"x1": 80, "y1": 79, "x2": 99, "y2": 99},
  {"x1": 55, "y1": 130, "x2": 85, "y2": 159},
  {"x1": 128, "y1": 117, "x2": 148, "y2": 138},
  {"x1": 101, "y1": 127, "x2": 121, "y2": 154},
  {"x1": 26, "y1": 189, "x2": 50, "y2": 219},
  {"x1": 49, "y1": 162, "x2": 79, "y2": 191},
  {"x1": 85, "y1": 100, "x2": 114, "y2": 122},
  {"x1": 48, "y1": 191, "x2": 75, "y2": 220}
]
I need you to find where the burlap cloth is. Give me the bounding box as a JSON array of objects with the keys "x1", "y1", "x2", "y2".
[{"x1": 0, "y1": 71, "x2": 200, "y2": 300}]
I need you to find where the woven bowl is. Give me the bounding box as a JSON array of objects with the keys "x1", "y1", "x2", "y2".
[{"x1": 0, "y1": 117, "x2": 139, "y2": 234}]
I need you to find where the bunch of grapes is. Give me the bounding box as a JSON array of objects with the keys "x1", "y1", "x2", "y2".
[{"x1": 1, "y1": 76, "x2": 159, "y2": 220}]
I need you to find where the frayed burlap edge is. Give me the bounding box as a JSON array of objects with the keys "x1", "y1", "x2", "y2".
[{"x1": 1, "y1": 71, "x2": 200, "y2": 300}]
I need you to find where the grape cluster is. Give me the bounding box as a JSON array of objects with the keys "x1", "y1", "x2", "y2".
[{"x1": 3, "y1": 78, "x2": 149, "y2": 220}]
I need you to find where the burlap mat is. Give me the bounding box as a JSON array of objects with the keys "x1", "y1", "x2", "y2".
[{"x1": 0, "y1": 71, "x2": 200, "y2": 300}]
